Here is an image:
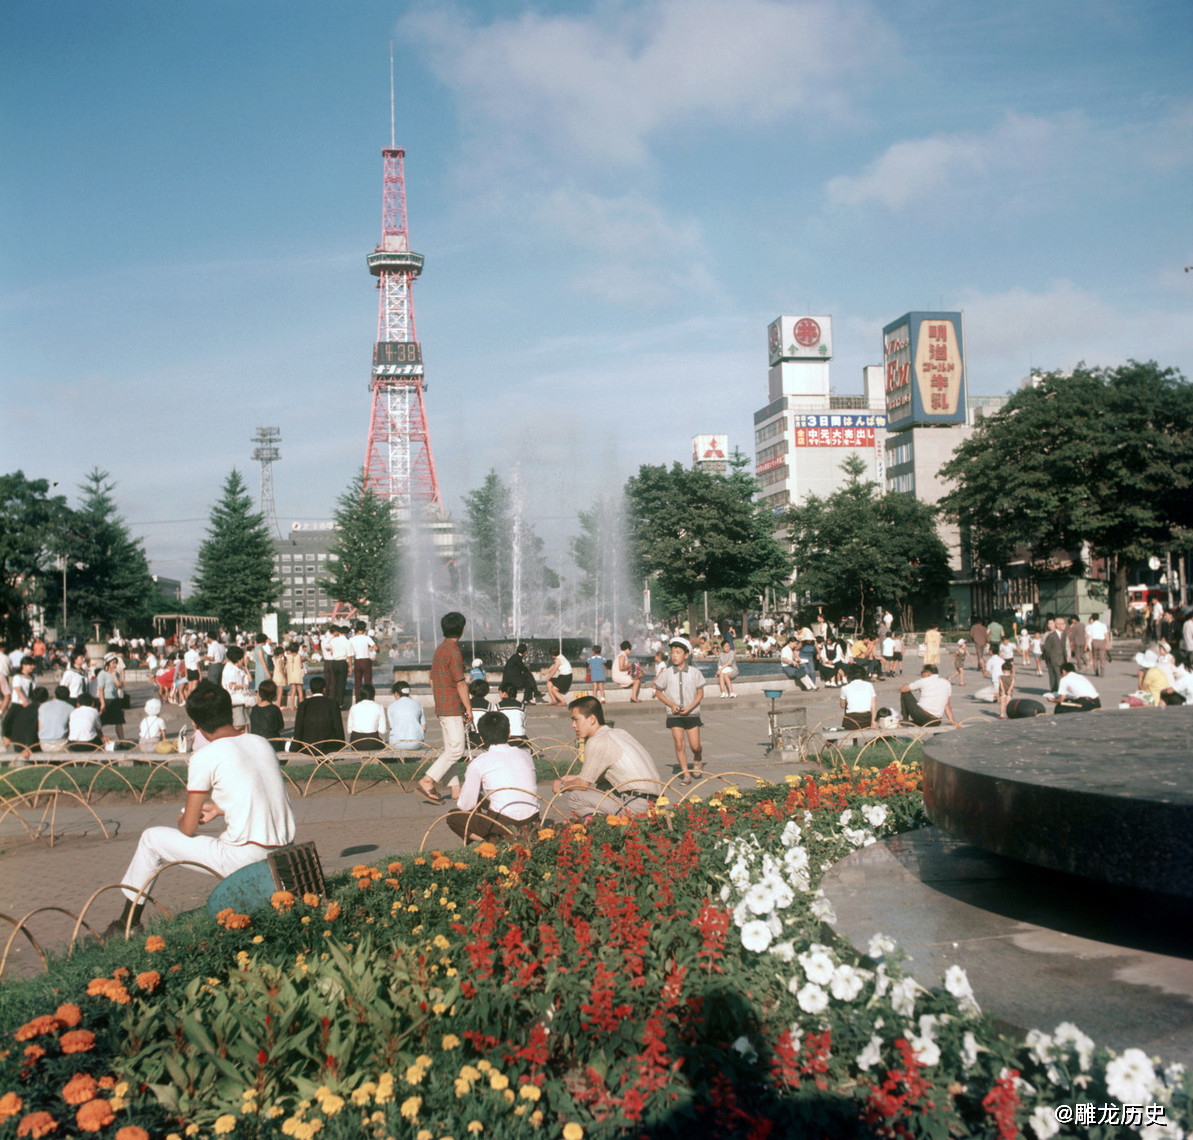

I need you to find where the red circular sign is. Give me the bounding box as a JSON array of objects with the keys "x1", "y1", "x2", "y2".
[{"x1": 793, "y1": 318, "x2": 821, "y2": 347}]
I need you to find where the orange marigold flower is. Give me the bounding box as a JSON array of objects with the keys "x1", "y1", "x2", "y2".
[
  {"x1": 111, "y1": 967, "x2": 129, "y2": 981},
  {"x1": 387, "y1": 861, "x2": 403, "y2": 874},
  {"x1": 144, "y1": 935, "x2": 165, "y2": 953},
  {"x1": 58, "y1": 1031, "x2": 95, "y2": 1055},
  {"x1": 116, "y1": 1127, "x2": 151, "y2": 1140},
  {"x1": 96, "y1": 1077, "x2": 115, "y2": 1090},
  {"x1": 357, "y1": 877, "x2": 373, "y2": 890},
  {"x1": 54, "y1": 1004, "x2": 82, "y2": 1029},
  {"x1": 476, "y1": 843, "x2": 498, "y2": 859},
  {"x1": 223, "y1": 913, "x2": 252, "y2": 931},
  {"x1": 270, "y1": 890, "x2": 295, "y2": 912},
  {"x1": 16, "y1": 1110, "x2": 57, "y2": 1138},
  {"x1": 214, "y1": 907, "x2": 235, "y2": 926},
  {"x1": 135, "y1": 971, "x2": 161, "y2": 993},
  {"x1": 324, "y1": 901, "x2": 341, "y2": 922},
  {"x1": 385, "y1": 878, "x2": 400, "y2": 888},
  {"x1": 0, "y1": 1092, "x2": 22, "y2": 1122},
  {"x1": 537, "y1": 828, "x2": 556, "y2": 841},
  {"x1": 23, "y1": 1045, "x2": 46, "y2": 1062},
  {"x1": 453, "y1": 861, "x2": 468, "y2": 871},
  {"x1": 14, "y1": 1016, "x2": 58, "y2": 1042},
  {"x1": 61, "y1": 1073, "x2": 98, "y2": 1106},
  {"x1": 302, "y1": 892, "x2": 320, "y2": 906},
  {"x1": 604, "y1": 815, "x2": 627, "y2": 827},
  {"x1": 413, "y1": 857, "x2": 426, "y2": 865},
  {"x1": 431, "y1": 855, "x2": 452, "y2": 871},
  {"x1": 85, "y1": 979, "x2": 129, "y2": 1005},
  {"x1": 75, "y1": 1098, "x2": 114, "y2": 1132}
]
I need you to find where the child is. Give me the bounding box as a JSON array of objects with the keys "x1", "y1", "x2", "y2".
[
  {"x1": 469, "y1": 658, "x2": 486, "y2": 684},
  {"x1": 587, "y1": 645, "x2": 607, "y2": 703},
  {"x1": 468, "y1": 678, "x2": 496, "y2": 747},
  {"x1": 496, "y1": 683, "x2": 529, "y2": 746},
  {"x1": 249, "y1": 679, "x2": 285, "y2": 750},
  {"x1": 947, "y1": 639, "x2": 971, "y2": 687},
  {"x1": 892, "y1": 634, "x2": 905, "y2": 676},
  {"x1": 998, "y1": 657, "x2": 1016, "y2": 719},
  {"x1": 138, "y1": 698, "x2": 167, "y2": 749},
  {"x1": 1030, "y1": 631, "x2": 1044, "y2": 676}
]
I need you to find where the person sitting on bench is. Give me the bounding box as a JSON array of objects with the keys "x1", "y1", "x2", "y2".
[
  {"x1": 448, "y1": 712, "x2": 539, "y2": 842},
  {"x1": 105, "y1": 680, "x2": 295, "y2": 938},
  {"x1": 839, "y1": 664, "x2": 877, "y2": 730},
  {"x1": 899, "y1": 665, "x2": 961, "y2": 728}
]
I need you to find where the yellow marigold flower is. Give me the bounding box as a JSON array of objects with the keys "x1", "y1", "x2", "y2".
[
  {"x1": 302, "y1": 892, "x2": 320, "y2": 906},
  {"x1": 441, "y1": 1034, "x2": 461, "y2": 1050},
  {"x1": 405, "y1": 1065, "x2": 426, "y2": 1085},
  {"x1": 537, "y1": 828, "x2": 555, "y2": 841},
  {"x1": 563, "y1": 1125, "x2": 584, "y2": 1140},
  {"x1": 432, "y1": 1002, "x2": 447, "y2": 1015},
  {"x1": 655, "y1": 796, "x2": 669, "y2": 806},
  {"x1": 350, "y1": 1082, "x2": 375, "y2": 1106},
  {"x1": 319, "y1": 1094, "x2": 343, "y2": 1116},
  {"x1": 519, "y1": 1085, "x2": 542, "y2": 1102},
  {"x1": 417, "y1": 1132, "x2": 432, "y2": 1140},
  {"x1": 432, "y1": 855, "x2": 452, "y2": 871},
  {"x1": 433, "y1": 934, "x2": 450, "y2": 950},
  {"x1": 0, "y1": 1092, "x2": 21, "y2": 1123},
  {"x1": 446, "y1": 967, "x2": 458, "y2": 976},
  {"x1": 502, "y1": 1089, "x2": 515, "y2": 1104},
  {"x1": 213, "y1": 1115, "x2": 236, "y2": 1134},
  {"x1": 116, "y1": 1127, "x2": 151, "y2": 1140},
  {"x1": 489, "y1": 1073, "x2": 509, "y2": 1091},
  {"x1": 459, "y1": 1065, "x2": 481, "y2": 1082},
  {"x1": 468, "y1": 1123, "x2": 483, "y2": 1134},
  {"x1": 454, "y1": 1078, "x2": 470, "y2": 1098},
  {"x1": 476, "y1": 842, "x2": 498, "y2": 859},
  {"x1": 399, "y1": 1096, "x2": 421, "y2": 1120},
  {"x1": 475, "y1": 1061, "x2": 492, "y2": 1073},
  {"x1": 530, "y1": 1111, "x2": 543, "y2": 1127}
]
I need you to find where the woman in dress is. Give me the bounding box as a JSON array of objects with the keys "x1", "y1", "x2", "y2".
[
  {"x1": 220, "y1": 646, "x2": 253, "y2": 729},
  {"x1": 97, "y1": 655, "x2": 126, "y2": 741},
  {"x1": 610, "y1": 640, "x2": 644, "y2": 701},
  {"x1": 922, "y1": 622, "x2": 942, "y2": 669}
]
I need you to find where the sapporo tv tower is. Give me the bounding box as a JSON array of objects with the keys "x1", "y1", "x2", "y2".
[{"x1": 362, "y1": 59, "x2": 443, "y2": 516}]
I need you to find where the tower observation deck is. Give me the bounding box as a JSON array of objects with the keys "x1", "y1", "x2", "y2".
[{"x1": 362, "y1": 144, "x2": 442, "y2": 514}]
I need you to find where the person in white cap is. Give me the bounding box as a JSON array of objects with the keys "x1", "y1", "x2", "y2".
[{"x1": 653, "y1": 637, "x2": 705, "y2": 783}]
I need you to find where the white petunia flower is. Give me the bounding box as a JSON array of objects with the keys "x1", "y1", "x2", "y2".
[
  {"x1": 810, "y1": 894, "x2": 837, "y2": 924},
  {"x1": 799, "y1": 949, "x2": 835, "y2": 986},
  {"x1": 1025, "y1": 1029, "x2": 1053, "y2": 1065},
  {"x1": 862, "y1": 803, "x2": 888, "y2": 828},
  {"x1": 1052, "y1": 1022, "x2": 1095, "y2": 1072},
  {"x1": 770, "y1": 940, "x2": 796, "y2": 963},
  {"x1": 765, "y1": 911, "x2": 784, "y2": 936},
  {"x1": 731, "y1": 1035, "x2": 757, "y2": 1062},
  {"x1": 744, "y1": 882, "x2": 777, "y2": 915},
  {"x1": 944, "y1": 964, "x2": 980, "y2": 1013},
  {"x1": 1104, "y1": 1048, "x2": 1157, "y2": 1104},
  {"x1": 781, "y1": 820, "x2": 802, "y2": 846},
  {"x1": 1027, "y1": 1105, "x2": 1060, "y2": 1139},
  {"x1": 719, "y1": 883, "x2": 732, "y2": 902},
  {"x1": 760, "y1": 872, "x2": 795, "y2": 910},
  {"x1": 917, "y1": 1014, "x2": 939, "y2": 1040},
  {"x1": 873, "y1": 964, "x2": 890, "y2": 999},
  {"x1": 856, "y1": 1035, "x2": 883, "y2": 1071},
  {"x1": 839, "y1": 809, "x2": 853, "y2": 826},
  {"x1": 739, "y1": 920, "x2": 773, "y2": 953},
  {"x1": 797, "y1": 983, "x2": 829, "y2": 1014},
  {"x1": 961, "y1": 1032, "x2": 979, "y2": 1070},
  {"x1": 830, "y1": 964, "x2": 866, "y2": 1002},
  {"x1": 890, "y1": 976, "x2": 917, "y2": 1017},
  {"x1": 867, "y1": 933, "x2": 896, "y2": 959},
  {"x1": 784, "y1": 846, "x2": 809, "y2": 873},
  {"x1": 842, "y1": 826, "x2": 868, "y2": 848},
  {"x1": 907, "y1": 1032, "x2": 940, "y2": 1067},
  {"x1": 732, "y1": 898, "x2": 751, "y2": 928}
]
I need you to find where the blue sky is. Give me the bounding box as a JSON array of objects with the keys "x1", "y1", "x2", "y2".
[{"x1": 3, "y1": 0, "x2": 1191, "y2": 587}]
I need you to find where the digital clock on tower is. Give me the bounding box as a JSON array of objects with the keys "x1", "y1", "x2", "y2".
[{"x1": 372, "y1": 341, "x2": 423, "y2": 366}]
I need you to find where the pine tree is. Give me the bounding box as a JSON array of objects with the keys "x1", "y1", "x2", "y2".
[
  {"x1": 194, "y1": 469, "x2": 278, "y2": 632},
  {"x1": 323, "y1": 473, "x2": 400, "y2": 620},
  {"x1": 63, "y1": 469, "x2": 156, "y2": 639}
]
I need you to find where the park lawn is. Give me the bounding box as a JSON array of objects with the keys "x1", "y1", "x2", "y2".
[{"x1": 0, "y1": 761, "x2": 1185, "y2": 1139}]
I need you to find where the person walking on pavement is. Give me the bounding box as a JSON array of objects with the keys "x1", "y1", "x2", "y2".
[{"x1": 418, "y1": 612, "x2": 472, "y2": 804}]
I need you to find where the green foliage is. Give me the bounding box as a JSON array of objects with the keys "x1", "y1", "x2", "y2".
[
  {"x1": 62, "y1": 469, "x2": 157, "y2": 639},
  {"x1": 323, "y1": 473, "x2": 400, "y2": 620},
  {"x1": 194, "y1": 469, "x2": 279, "y2": 632},
  {"x1": 787, "y1": 457, "x2": 953, "y2": 629},
  {"x1": 939, "y1": 361, "x2": 1193, "y2": 627},
  {"x1": 0, "y1": 471, "x2": 69, "y2": 644},
  {"x1": 624, "y1": 462, "x2": 791, "y2": 619}
]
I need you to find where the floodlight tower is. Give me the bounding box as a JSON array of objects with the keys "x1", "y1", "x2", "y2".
[
  {"x1": 362, "y1": 70, "x2": 442, "y2": 515},
  {"x1": 252, "y1": 426, "x2": 282, "y2": 538}
]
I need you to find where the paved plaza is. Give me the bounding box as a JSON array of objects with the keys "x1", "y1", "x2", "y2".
[{"x1": 3, "y1": 645, "x2": 1192, "y2": 1063}]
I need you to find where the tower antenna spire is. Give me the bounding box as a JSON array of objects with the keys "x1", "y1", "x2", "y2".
[{"x1": 389, "y1": 42, "x2": 395, "y2": 150}]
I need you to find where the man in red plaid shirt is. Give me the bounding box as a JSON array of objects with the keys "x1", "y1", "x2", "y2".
[{"x1": 418, "y1": 611, "x2": 472, "y2": 803}]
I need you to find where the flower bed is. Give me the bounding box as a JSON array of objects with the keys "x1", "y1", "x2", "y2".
[{"x1": 0, "y1": 762, "x2": 1188, "y2": 1138}]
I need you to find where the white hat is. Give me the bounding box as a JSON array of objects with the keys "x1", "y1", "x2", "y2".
[
  {"x1": 1135, "y1": 650, "x2": 1159, "y2": 669},
  {"x1": 471, "y1": 659, "x2": 484, "y2": 669},
  {"x1": 144, "y1": 698, "x2": 162, "y2": 715},
  {"x1": 669, "y1": 636, "x2": 692, "y2": 653}
]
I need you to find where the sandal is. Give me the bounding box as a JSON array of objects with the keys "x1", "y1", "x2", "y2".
[
  {"x1": 680, "y1": 773, "x2": 693, "y2": 785},
  {"x1": 417, "y1": 778, "x2": 443, "y2": 804}
]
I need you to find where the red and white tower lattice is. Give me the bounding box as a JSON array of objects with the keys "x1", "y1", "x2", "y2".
[{"x1": 362, "y1": 138, "x2": 443, "y2": 515}]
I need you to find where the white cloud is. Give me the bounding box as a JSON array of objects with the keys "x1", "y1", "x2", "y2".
[{"x1": 402, "y1": 0, "x2": 895, "y2": 170}]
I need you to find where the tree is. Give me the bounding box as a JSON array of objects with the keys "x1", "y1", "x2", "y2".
[
  {"x1": 938, "y1": 361, "x2": 1193, "y2": 629},
  {"x1": 194, "y1": 469, "x2": 278, "y2": 632},
  {"x1": 0, "y1": 472, "x2": 70, "y2": 644},
  {"x1": 323, "y1": 473, "x2": 400, "y2": 620},
  {"x1": 63, "y1": 469, "x2": 156, "y2": 639},
  {"x1": 624, "y1": 461, "x2": 791, "y2": 628},
  {"x1": 787, "y1": 455, "x2": 952, "y2": 631}
]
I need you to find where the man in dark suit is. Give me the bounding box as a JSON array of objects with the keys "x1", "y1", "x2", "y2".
[
  {"x1": 292, "y1": 676, "x2": 344, "y2": 756},
  {"x1": 1042, "y1": 617, "x2": 1067, "y2": 692},
  {"x1": 501, "y1": 643, "x2": 541, "y2": 704}
]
